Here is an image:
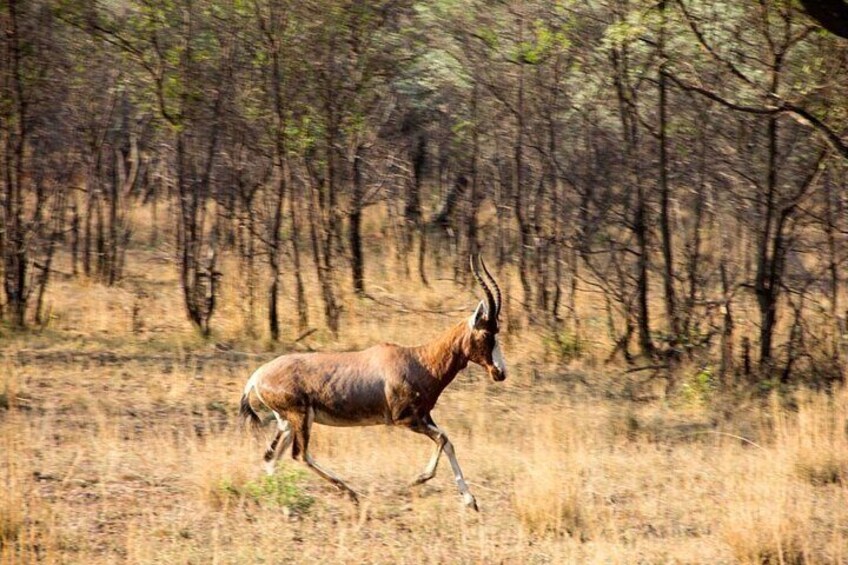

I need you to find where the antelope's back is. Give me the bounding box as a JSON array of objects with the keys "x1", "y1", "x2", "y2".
[{"x1": 255, "y1": 348, "x2": 398, "y2": 425}]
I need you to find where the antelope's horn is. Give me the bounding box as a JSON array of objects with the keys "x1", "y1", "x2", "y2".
[
  {"x1": 479, "y1": 256, "x2": 501, "y2": 317},
  {"x1": 470, "y1": 255, "x2": 497, "y2": 322}
]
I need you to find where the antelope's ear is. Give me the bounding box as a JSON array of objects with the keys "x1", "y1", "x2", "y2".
[{"x1": 468, "y1": 300, "x2": 488, "y2": 330}]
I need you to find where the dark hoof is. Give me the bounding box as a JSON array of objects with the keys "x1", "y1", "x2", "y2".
[
  {"x1": 412, "y1": 473, "x2": 433, "y2": 486},
  {"x1": 345, "y1": 490, "x2": 360, "y2": 505}
]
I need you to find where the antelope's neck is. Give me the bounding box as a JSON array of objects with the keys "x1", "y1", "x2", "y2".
[{"x1": 413, "y1": 322, "x2": 470, "y2": 385}]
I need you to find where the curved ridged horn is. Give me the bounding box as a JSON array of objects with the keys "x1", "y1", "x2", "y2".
[
  {"x1": 470, "y1": 255, "x2": 497, "y2": 324},
  {"x1": 479, "y1": 256, "x2": 501, "y2": 317}
]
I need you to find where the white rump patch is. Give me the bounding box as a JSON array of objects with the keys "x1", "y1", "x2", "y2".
[
  {"x1": 244, "y1": 369, "x2": 270, "y2": 409},
  {"x1": 243, "y1": 371, "x2": 259, "y2": 395}
]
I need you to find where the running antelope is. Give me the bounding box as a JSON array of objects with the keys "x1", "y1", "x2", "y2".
[{"x1": 239, "y1": 256, "x2": 506, "y2": 511}]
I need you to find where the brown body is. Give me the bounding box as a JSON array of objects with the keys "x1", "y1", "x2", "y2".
[
  {"x1": 253, "y1": 322, "x2": 488, "y2": 426},
  {"x1": 240, "y1": 257, "x2": 506, "y2": 510}
]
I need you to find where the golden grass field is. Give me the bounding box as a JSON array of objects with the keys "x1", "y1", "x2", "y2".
[{"x1": 2, "y1": 212, "x2": 848, "y2": 563}]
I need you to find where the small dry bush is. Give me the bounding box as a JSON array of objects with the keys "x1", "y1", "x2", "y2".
[
  {"x1": 721, "y1": 477, "x2": 813, "y2": 564},
  {"x1": 0, "y1": 368, "x2": 24, "y2": 551},
  {"x1": 513, "y1": 411, "x2": 595, "y2": 540},
  {"x1": 720, "y1": 389, "x2": 848, "y2": 564},
  {"x1": 188, "y1": 432, "x2": 256, "y2": 510},
  {"x1": 0, "y1": 415, "x2": 49, "y2": 562},
  {"x1": 788, "y1": 389, "x2": 848, "y2": 487},
  {"x1": 0, "y1": 435, "x2": 26, "y2": 550}
]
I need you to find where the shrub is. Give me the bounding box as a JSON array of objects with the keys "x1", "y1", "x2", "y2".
[
  {"x1": 680, "y1": 365, "x2": 716, "y2": 405},
  {"x1": 543, "y1": 329, "x2": 584, "y2": 363},
  {"x1": 216, "y1": 468, "x2": 314, "y2": 515}
]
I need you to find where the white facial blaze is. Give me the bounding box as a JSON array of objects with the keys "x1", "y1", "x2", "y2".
[{"x1": 492, "y1": 339, "x2": 506, "y2": 373}]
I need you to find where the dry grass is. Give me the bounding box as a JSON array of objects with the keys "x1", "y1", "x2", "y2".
[
  {"x1": 3, "y1": 353, "x2": 846, "y2": 563},
  {"x1": 1, "y1": 214, "x2": 847, "y2": 563}
]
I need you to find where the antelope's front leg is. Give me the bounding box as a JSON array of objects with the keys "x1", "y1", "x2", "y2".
[
  {"x1": 410, "y1": 417, "x2": 478, "y2": 511},
  {"x1": 409, "y1": 415, "x2": 444, "y2": 485}
]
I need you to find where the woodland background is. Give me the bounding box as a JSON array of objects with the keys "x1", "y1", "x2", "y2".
[
  {"x1": 3, "y1": 0, "x2": 848, "y2": 385},
  {"x1": 2, "y1": 2, "x2": 848, "y2": 562}
]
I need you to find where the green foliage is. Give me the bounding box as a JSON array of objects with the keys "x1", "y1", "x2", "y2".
[
  {"x1": 218, "y1": 468, "x2": 314, "y2": 514},
  {"x1": 602, "y1": 18, "x2": 647, "y2": 48},
  {"x1": 397, "y1": 48, "x2": 471, "y2": 100},
  {"x1": 205, "y1": 400, "x2": 228, "y2": 416},
  {"x1": 544, "y1": 328, "x2": 584, "y2": 363},
  {"x1": 680, "y1": 366, "x2": 716, "y2": 405},
  {"x1": 286, "y1": 114, "x2": 321, "y2": 156},
  {"x1": 476, "y1": 27, "x2": 499, "y2": 50},
  {"x1": 517, "y1": 19, "x2": 571, "y2": 64}
]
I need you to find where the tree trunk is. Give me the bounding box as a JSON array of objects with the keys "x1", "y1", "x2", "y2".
[
  {"x1": 466, "y1": 82, "x2": 480, "y2": 259},
  {"x1": 755, "y1": 89, "x2": 781, "y2": 370},
  {"x1": 350, "y1": 143, "x2": 365, "y2": 295},
  {"x1": 634, "y1": 184, "x2": 654, "y2": 358},
  {"x1": 514, "y1": 22, "x2": 533, "y2": 316},
  {"x1": 289, "y1": 178, "x2": 308, "y2": 332},
  {"x1": 3, "y1": 0, "x2": 28, "y2": 327},
  {"x1": 658, "y1": 0, "x2": 679, "y2": 349},
  {"x1": 824, "y1": 172, "x2": 841, "y2": 364}
]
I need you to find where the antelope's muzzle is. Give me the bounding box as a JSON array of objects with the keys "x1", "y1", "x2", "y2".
[{"x1": 491, "y1": 342, "x2": 506, "y2": 381}]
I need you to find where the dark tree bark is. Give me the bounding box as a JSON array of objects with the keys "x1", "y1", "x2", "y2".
[
  {"x1": 514, "y1": 20, "x2": 533, "y2": 316},
  {"x1": 2, "y1": 0, "x2": 30, "y2": 327},
  {"x1": 658, "y1": 0, "x2": 680, "y2": 350},
  {"x1": 799, "y1": 0, "x2": 848, "y2": 39},
  {"x1": 350, "y1": 142, "x2": 366, "y2": 295}
]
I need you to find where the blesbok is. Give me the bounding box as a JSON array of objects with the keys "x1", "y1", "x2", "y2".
[{"x1": 239, "y1": 256, "x2": 506, "y2": 511}]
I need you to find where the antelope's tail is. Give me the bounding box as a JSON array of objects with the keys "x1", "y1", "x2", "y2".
[{"x1": 239, "y1": 375, "x2": 262, "y2": 430}]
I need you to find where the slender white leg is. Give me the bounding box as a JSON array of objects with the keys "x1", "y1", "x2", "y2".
[
  {"x1": 264, "y1": 415, "x2": 292, "y2": 475},
  {"x1": 441, "y1": 437, "x2": 478, "y2": 511},
  {"x1": 412, "y1": 419, "x2": 478, "y2": 511},
  {"x1": 303, "y1": 452, "x2": 359, "y2": 501},
  {"x1": 300, "y1": 408, "x2": 359, "y2": 502},
  {"x1": 413, "y1": 438, "x2": 446, "y2": 484}
]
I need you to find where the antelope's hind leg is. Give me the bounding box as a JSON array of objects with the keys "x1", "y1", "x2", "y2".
[
  {"x1": 263, "y1": 414, "x2": 292, "y2": 476},
  {"x1": 292, "y1": 407, "x2": 360, "y2": 503}
]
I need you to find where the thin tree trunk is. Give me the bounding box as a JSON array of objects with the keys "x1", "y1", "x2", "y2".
[
  {"x1": 634, "y1": 183, "x2": 653, "y2": 357},
  {"x1": 3, "y1": 0, "x2": 28, "y2": 327},
  {"x1": 289, "y1": 170, "x2": 308, "y2": 332},
  {"x1": 514, "y1": 15, "x2": 533, "y2": 316},
  {"x1": 466, "y1": 81, "x2": 480, "y2": 258},
  {"x1": 719, "y1": 260, "x2": 735, "y2": 386},
  {"x1": 824, "y1": 171, "x2": 840, "y2": 364},
  {"x1": 350, "y1": 143, "x2": 365, "y2": 295},
  {"x1": 755, "y1": 73, "x2": 781, "y2": 370},
  {"x1": 70, "y1": 199, "x2": 80, "y2": 276},
  {"x1": 658, "y1": 0, "x2": 679, "y2": 348},
  {"x1": 308, "y1": 178, "x2": 340, "y2": 334}
]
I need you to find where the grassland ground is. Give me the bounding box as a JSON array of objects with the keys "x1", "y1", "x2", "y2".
[
  {"x1": 1, "y1": 237, "x2": 847, "y2": 563},
  {"x1": 3, "y1": 341, "x2": 848, "y2": 563}
]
